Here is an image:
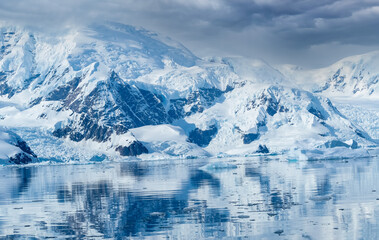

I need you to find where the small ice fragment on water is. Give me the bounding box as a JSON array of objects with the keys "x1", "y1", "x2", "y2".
[
  {"x1": 150, "y1": 212, "x2": 165, "y2": 217},
  {"x1": 200, "y1": 162, "x2": 238, "y2": 171},
  {"x1": 309, "y1": 194, "x2": 332, "y2": 201}
]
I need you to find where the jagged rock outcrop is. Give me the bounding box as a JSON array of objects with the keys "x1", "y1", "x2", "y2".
[{"x1": 0, "y1": 130, "x2": 37, "y2": 164}]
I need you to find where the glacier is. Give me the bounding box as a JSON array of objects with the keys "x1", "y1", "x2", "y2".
[
  {"x1": 279, "y1": 51, "x2": 379, "y2": 141},
  {"x1": 0, "y1": 22, "x2": 377, "y2": 163}
]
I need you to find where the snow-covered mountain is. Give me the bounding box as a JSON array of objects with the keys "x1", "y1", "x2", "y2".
[
  {"x1": 279, "y1": 52, "x2": 379, "y2": 140},
  {"x1": 0, "y1": 22, "x2": 376, "y2": 162},
  {"x1": 279, "y1": 51, "x2": 379, "y2": 99}
]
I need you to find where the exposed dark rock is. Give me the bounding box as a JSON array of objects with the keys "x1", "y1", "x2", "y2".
[
  {"x1": 257, "y1": 121, "x2": 266, "y2": 127},
  {"x1": 187, "y1": 88, "x2": 223, "y2": 112},
  {"x1": 0, "y1": 82, "x2": 13, "y2": 96},
  {"x1": 331, "y1": 69, "x2": 346, "y2": 90},
  {"x1": 69, "y1": 132, "x2": 85, "y2": 142},
  {"x1": 14, "y1": 140, "x2": 37, "y2": 158},
  {"x1": 256, "y1": 120, "x2": 268, "y2": 133},
  {"x1": 355, "y1": 129, "x2": 368, "y2": 139},
  {"x1": 274, "y1": 230, "x2": 284, "y2": 236},
  {"x1": 308, "y1": 106, "x2": 327, "y2": 120},
  {"x1": 23, "y1": 74, "x2": 40, "y2": 90},
  {"x1": 243, "y1": 133, "x2": 260, "y2": 144},
  {"x1": 245, "y1": 89, "x2": 284, "y2": 117},
  {"x1": 168, "y1": 98, "x2": 186, "y2": 120},
  {"x1": 315, "y1": 69, "x2": 347, "y2": 93},
  {"x1": 73, "y1": 115, "x2": 114, "y2": 142},
  {"x1": 9, "y1": 153, "x2": 34, "y2": 164},
  {"x1": 188, "y1": 125, "x2": 218, "y2": 147},
  {"x1": 116, "y1": 141, "x2": 148, "y2": 156},
  {"x1": 256, "y1": 145, "x2": 269, "y2": 154},
  {"x1": 0, "y1": 32, "x2": 17, "y2": 57},
  {"x1": 188, "y1": 103, "x2": 204, "y2": 114},
  {"x1": 0, "y1": 72, "x2": 6, "y2": 81},
  {"x1": 38, "y1": 113, "x2": 47, "y2": 119},
  {"x1": 5, "y1": 132, "x2": 37, "y2": 164},
  {"x1": 350, "y1": 140, "x2": 359, "y2": 149},
  {"x1": 325, "y1": 99, "x2": 345, "y2": 118},
  {"x1": 224, "y1": 85, "x2": 234, "y2": 92},
  {"x1": 324, "y1": 140, "x2": 349, "y2": 148},
  {"x1": 266, "y1": 98, "x2": 279, "y2": 116},
  {"x1": 46, "y1": 77, "x2": 80, "y2": 101},
  {"x1": 52, "y1": 126, "x2": 72, "y2": 138},
  {"x1": 278, "y1": 105, "x2": 289, "y2": 113},
  {"x1": 345, "y1": 139, "x2": 359, "y2": 149},
  {"x1": 52, "y1": 72, "x2": 169, "y2": 143},
  {"x1": 29, "y1": 97, "x2": 43, "y2": 107},
  {"x1": 169, "y1": 87, "x2": 224, "y2": 119}
]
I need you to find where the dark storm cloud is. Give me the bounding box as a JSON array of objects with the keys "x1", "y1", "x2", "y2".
[{"x1": 1, "y1": 0, "x2": 379, "y2": 67}]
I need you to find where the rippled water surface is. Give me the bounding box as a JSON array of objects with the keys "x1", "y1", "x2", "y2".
[{"x1": 1, "y1": 157, "x2": 379, "y2": 239}]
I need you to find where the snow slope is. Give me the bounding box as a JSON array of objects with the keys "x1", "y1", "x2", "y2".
[
  {"x1": 185, "y1": 83, "x2": 374, "y2": 159},
  {"x1": 0, "y1": 128, "x2": 38, "y2": 164},
  {"x1": 279, "y1": 51, "x2": 379, "y2": 99},
  {"x1": 279, "y1": 51, "x2": 379, "y2": 141},
  {"x1": 0, "y1": 22, "x2": 376, "y2": 162}
]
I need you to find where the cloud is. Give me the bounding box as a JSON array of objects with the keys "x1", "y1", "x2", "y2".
[{"x1": 0, "y1": 0, "x2": 379, "y2": 67}]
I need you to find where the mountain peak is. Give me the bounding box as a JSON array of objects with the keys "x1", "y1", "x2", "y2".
[
  {"x1": 279, "y1": 50, "x2": 379, "y2": 99},
  {"x1": 0, "y1": 22, "x2": 376, "y2": 161},
  {"x1": 74, "y1": 22, "x2": 198, "y2": 68}
]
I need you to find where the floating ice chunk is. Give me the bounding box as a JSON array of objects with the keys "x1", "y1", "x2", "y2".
[
  {"x1": 286, "y1": 148, "x2": 308, "y2": 161},
  {"x1": 309, "y1": 194, "x2": 333, "y2": 201},
  {"x1": 304, "y1": 148, "x2": 370, "y2": 160},
  {"x1": 150, "y1": 212, "x2": 165, "y2": 217},
  {"x1": 200, "y1": 162, "x2": 238, "y2": 171}
]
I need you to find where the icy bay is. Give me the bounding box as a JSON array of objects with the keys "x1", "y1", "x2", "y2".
[{"x1": 1, "y1": 156, "x2": 379, "y2": 239}]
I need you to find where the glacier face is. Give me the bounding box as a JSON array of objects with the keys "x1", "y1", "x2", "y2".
[{"x1": 0, "y1": 22, "x2": 376, "y2": 162}]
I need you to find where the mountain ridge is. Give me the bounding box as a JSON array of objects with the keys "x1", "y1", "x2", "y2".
[
  {"x1": 0, "y1": 22, "x2": 377, "y2": 162},
  {"x1": 279, "y1": 51, "x2": 379, "y2": 99}
]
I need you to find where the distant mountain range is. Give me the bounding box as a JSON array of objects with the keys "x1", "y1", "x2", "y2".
[
  {"x1": 0, "y1": 22, "x2": 377, "y2": 163},
  {"x1": 279, "y1": 51, "x2": 379, "y2": 98}
]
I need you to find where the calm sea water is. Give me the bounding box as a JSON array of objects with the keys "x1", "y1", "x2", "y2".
[{"x1": 1, "y1": 156, "x2": 379, "y2": 239}]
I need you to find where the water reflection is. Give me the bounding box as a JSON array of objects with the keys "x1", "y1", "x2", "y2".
[
  {"x1": 11, "y1": 167, "x2": 34, "y2": 199},
  {"x1": 0, "y1": 157, "x2": 379, "y2": 239}
]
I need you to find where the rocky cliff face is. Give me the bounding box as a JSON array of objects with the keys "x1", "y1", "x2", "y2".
[{"x1": 52, "y1": 72, "x2": 169, "y2": 141}]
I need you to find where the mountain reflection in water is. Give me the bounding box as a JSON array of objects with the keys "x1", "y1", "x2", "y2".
[{"x1": 1, "y1": 157, "x2": 379, "y2": 239}]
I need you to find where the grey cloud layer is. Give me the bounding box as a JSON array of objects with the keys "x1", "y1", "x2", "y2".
[{"x1": 1, "y1": 0, "x2": 379, "y2": 67}]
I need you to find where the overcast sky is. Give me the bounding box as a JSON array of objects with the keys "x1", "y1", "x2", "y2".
[{"x1": 1, "y1": 0, "x2": 379, "y2": 68}]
